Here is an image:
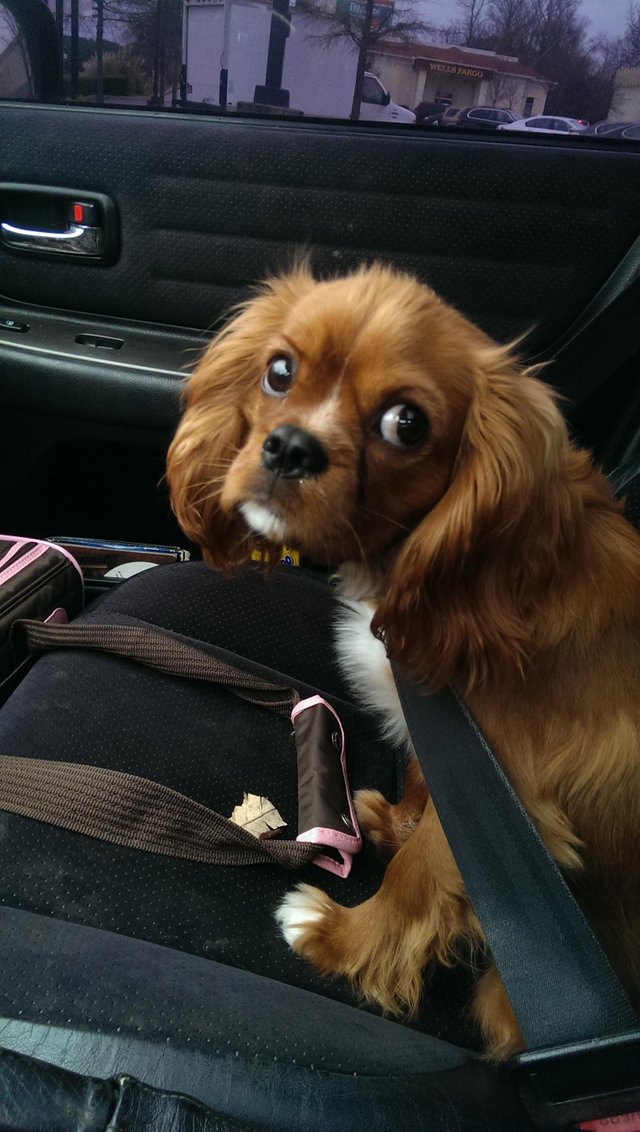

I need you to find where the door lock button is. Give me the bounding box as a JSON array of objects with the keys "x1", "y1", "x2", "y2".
[{"x1": 0, "y1": 318, "x2": 29, "y2": 333}]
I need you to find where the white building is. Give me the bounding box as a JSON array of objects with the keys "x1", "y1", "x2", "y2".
[
  {"x1": 369, "y1": 41, "x2": 552, "y2": 116},
  {"x1": 609, "y1": 68, "x2": 640, "y2": 122}
]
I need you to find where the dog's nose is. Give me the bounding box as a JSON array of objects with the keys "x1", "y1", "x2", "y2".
[{"x1": 262, "y1": 425, "x2": 328, "y2": 479}]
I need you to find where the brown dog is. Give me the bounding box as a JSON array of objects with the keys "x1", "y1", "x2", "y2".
[{"x1": 167, "y1": 263, "x2": 640, "y2": 1058}]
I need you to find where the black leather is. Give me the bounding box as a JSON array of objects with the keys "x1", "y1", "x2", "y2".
[
  {"x1": 0, "y1": 908, "x2": 533, "y2": 1131},
  {"x1": 0, "y1": 1047, "x2": 254, "y2": 1131}
]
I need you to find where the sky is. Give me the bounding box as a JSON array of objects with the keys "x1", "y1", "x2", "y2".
[
  {"x1": 579, "y1": 0, "x2": 630, "y2": 39},
  {"x1": 425, "y1": 0, "x2": 632, "y2": 41}
]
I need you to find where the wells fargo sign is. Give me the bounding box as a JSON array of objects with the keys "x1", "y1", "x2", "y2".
[{"x1": 424, "y1": 60, "x2": 494, "y2": 81}]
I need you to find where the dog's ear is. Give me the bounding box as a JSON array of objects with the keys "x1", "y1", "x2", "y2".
[
  {"x1": 372, "y1": 345, "x2": 585, "y2": 689},
  {"x1": 167, "y1": 269, "x2": 312, "y2": 570}
]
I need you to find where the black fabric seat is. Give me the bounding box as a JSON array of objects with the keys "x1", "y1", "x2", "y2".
[
  {"x1": 0, "y1": 563, "x2": 517, "y2": 1129},
  {"x1": 0, "y1": 464, "x2": 638, "y2": 1129}
]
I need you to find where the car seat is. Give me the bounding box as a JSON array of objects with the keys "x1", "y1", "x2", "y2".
[{"x1": 0, "y1": 466, "x2": 638, "y2": 1131}]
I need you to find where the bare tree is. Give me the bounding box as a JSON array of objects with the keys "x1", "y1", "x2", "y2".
[
  {"x1": 296, "y1": 0, "x2": 432, "y2": 118},
  {"x1": 441, "y1": 0, "x2": 610, "y2": 119},
  {"x1": 485, "y1": 70, "x2": 518, "y2": 106},
  {"x1": 458, "y1": 0, "x2": 489, "y2": 42},
  {"x1": 617, "y1": 2, "x2": 640, "y2": 67},
  {"x1": 101, "y1": 0, "x2": 182, "y2": 102}
]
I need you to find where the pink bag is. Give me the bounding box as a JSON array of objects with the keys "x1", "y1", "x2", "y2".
[{"x1": 0, "y1": 535, "x2": 84, "y2": 692}]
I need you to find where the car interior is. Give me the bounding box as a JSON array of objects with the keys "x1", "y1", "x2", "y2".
[{"x1": 0, "y1": 0, "x2": 639, "y2": 1129}]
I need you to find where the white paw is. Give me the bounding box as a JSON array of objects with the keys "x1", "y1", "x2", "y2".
[{"x1": 274, "y1": 883, "x2": 329, "y2": 947}]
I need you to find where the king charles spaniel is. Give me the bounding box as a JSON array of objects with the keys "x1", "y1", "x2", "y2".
[{"x1": 167, "y1": 263, "x2": 640, "y2": 1058}]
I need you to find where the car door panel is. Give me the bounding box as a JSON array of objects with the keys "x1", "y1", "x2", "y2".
[
  {"x1": 2, "y1": 106, "x2": 640, "y2": 344},
  {"x1": 1, "y1": 102, "x2": 640, "y2": 541}
]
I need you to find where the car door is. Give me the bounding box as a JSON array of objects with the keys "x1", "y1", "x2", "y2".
[{"x1": 1, "y1": 0, "x2": 640, "y2": 553}]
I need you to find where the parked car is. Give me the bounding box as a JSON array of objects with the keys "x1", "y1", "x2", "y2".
[
  {"x1": 584, "y1": 120, "x2": 636, "y2": 135},
  {"x1": 497, "y1": 115, "x2": 589, "y2": 134},
  {"x1": 434, "y1": 105, "x2": 461, "y2": 128},
  {"x1": 448, "y1": 106, "x2": 521, "y2": 130},
  {"x1": 413, "y1": 100, "x2": 444, "y2": 127},
  {"x1": 587, "y1": 121, "x2": 640, "y2": 140}
]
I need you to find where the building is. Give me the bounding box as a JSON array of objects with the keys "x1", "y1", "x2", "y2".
[
  {"x1": 369, "y1": 41, "x2": 552, "y2": 116},
  {"x1": 609, "y1": 68, "x2": 640, "y2": 122}
]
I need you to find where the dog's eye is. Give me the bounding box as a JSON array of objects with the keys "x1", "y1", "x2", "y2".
[
  {"x1": 379, "y1": 404, "x2": 429, "y2": 448},
  {"x1": 261, "y1": 354, "x2": 296, "y2": 397}
]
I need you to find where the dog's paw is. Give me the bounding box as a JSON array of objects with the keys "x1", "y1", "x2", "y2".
[
  {"x1": 275, "y1": 883, "x2": 425, "y2": 1016},
  {"x1": 275, "y1": 883, "x2": 334, "y2": 950},
  {"x1": 354, "y1": 788, "x2": 418, "y2": 857}
]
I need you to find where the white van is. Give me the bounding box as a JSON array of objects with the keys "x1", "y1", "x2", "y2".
[{"x1": 360, "y1": 72, "x2": 416, "y2": 124}]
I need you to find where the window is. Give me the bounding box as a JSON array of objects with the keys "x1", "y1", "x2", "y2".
[
  {"x1": 4, "y1": 0, "x2": 640, "y2": 140},
  {"x1": 360, "y1": 74, "x2": 387, "y2": 106}
]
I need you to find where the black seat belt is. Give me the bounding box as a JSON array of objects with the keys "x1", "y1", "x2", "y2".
[
  {"x1": 392, "y1": 669, "x2": 640, "y2": 1126},
  {"x1": 536, "y1": 234, "x2": 640, "y2": 407}
]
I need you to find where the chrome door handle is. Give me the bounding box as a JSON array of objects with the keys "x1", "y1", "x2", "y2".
[{"x1": 0, "y1": 220, "x2": 103, "y2": 257}]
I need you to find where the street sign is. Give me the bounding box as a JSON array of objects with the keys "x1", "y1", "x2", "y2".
[{"x1": 335, "y1": 0, "x2": 394, "y2": 26}]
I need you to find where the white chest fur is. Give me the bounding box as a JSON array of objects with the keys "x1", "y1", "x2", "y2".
[{"x1": 333, "y1": 597, "x2": 411, "y2": 751}]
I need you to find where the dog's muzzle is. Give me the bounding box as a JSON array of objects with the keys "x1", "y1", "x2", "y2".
[{"x1": 262, "y1": 425, "x2": 329, "y2": 480}]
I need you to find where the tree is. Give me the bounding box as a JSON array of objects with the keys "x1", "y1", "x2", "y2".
[
  {"x1": 616, "y1": 2, "x2": 640, "y2": 67},
  {"x1": 296, "y1": 0, "x2": 432, "y2": 118},
  {"x1": 439, "y1": 0, "x2": 490, "y2": 48},
  {"x1": 441, "y1": 0, "x2": 611, "y2": 121},
  {"x1": 101, "y1": 0, "x2": 182, "y2": 104},
  {"x1": 458, "y1": 0, "x2": 490, "y2": 44}
]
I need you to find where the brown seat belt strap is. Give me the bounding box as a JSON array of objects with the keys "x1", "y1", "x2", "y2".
[
  {"x1": 2, "y1": 619, "x2": 362, "y2": 875},
  {"x1": 0, "y1": 754, "x2": 316, "y2": 868},
  {"x1": 17, "y1": 618, "x2": 300, "y2": 716}
]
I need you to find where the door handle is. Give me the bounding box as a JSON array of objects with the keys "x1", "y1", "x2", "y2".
[
  {"x1": 0, "y1": 185, "x2": 118, "y2": 264},
  {"x1": 0, "y1": 220, "x2": 103, "y2": 258}
]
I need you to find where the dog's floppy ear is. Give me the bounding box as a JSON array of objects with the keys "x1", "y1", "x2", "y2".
[
  {"x1": 372, "y1": 345, "x2": 585, "y2": 689},
  {"x1": 167, "y1": 268, "x2": 312, "y2": 570}
]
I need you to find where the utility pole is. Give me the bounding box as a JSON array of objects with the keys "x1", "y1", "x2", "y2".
[
  {"x1": 70, "y1": 0, "x2": 79, "y2": 99},
  {"x1": 219, "y1": 0, "x2": 231, "y2": 108},
  {"x1": 350, "y1": 0, "x2": 374, "y2": 120},
  {"x1": 95, "y1": 0, "x2": 104, "y2": 104},
  {"x1": 253, "y1": 0, "x2": 291, "y2": 108}
]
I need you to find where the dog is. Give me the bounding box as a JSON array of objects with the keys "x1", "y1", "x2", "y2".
[{"x1": 167, "y1": 263, "x2": 640, "y2": 1059}]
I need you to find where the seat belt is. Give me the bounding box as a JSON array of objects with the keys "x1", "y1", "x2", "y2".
[
  {"x1": 392, "y1": 668, "x2": 640, "y2": 1128},
  {"x1": 391, "y1": 668, "x2": 638, "y2": 1049},
  {"x1": 535, "y1": 235, "x2": 640, "y2": 407},
  {"x1": 6, "y1": 615, "x2": 639, "y2": 1045}
]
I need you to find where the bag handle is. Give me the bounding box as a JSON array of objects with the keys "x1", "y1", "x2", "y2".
[
  {"x1": 17, "y1": 618, "x2": 300, "y2": 716},
  {"x1": 0, "y1": 754, "x2": 316, "y2": 868},
  {"x1": 2, "y1": 619, "x2": 361, "y2": 875}
]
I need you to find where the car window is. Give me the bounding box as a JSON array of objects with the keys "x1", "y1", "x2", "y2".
[
  {"x1": 3, "y1": 0, "x2": 640, "y2": 142},
  {"x1": 360, "y1": 73, "x2": 386, "y2": 105}
]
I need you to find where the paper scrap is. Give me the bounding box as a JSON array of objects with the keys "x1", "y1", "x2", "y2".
[{"x1": 229, "y1": 793, "x2": 287, "y2": 839}]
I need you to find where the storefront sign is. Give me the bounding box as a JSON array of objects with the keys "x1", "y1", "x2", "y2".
[
  {"x1": 424, "y1": 60, "x2": 494, "y2": 81},
  {"x1": 336, "y1": 0, "x2": 394, "y2": 26}
]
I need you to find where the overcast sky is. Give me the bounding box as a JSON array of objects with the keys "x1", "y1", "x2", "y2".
[
  {"x1": 580, "y1": 0, "x2": 630, "y2": 38},
  {"x1": 425, "y1": 0, "x2": 632, "y2": 40}
]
